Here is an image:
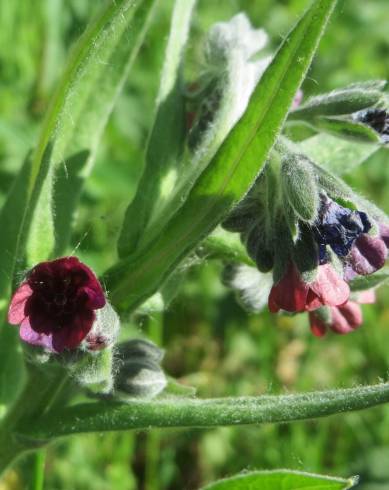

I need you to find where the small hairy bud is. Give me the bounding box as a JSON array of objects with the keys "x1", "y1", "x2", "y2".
[
  {"x1": 281, "y1": 153, "x2": 319, "y2": 222},
  {"x1": 115, "y1": 339, "x2": 167, "y2": 399}
]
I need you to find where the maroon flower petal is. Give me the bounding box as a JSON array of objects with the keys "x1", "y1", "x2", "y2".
[
  {"x1": 308, "y1": 312, "x2": 327, "y2": 337},
  {"x1": 52, "y1": 310, "x2": 95, "y2": 352},
  {"x1": 268, "y1": 263, "x2": 309, "y2": 313},
  {"x1": 80, "y1": 286, "x2": 106, "y2": 309},
  {"x1": 24, "y1": 295, "x2": 55, "y2": 335},
  {"x1": 8, "y1": 282, "x2": 32, "y2": 324}
]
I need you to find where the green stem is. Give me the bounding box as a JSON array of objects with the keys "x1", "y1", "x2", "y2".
[
  {"x1": 0, "y1": 364, "x2": 68, "y2": 475},
  {"x1": 29, "y1": 450, "x2": 46, "y2": 490},
  {"x1": 199, "y1": 229, "x2": 254, "y2": 266},
  {"x1": 145, "y1": 314, "x2": 163, "y2": 490},
  {"x1": 17, "y1": 381, "x2": 389, "y2": 440}
]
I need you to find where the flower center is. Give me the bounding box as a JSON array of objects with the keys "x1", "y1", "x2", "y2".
[{"x1": 54, "y1": 293, "x2": 67, "y2": 306}]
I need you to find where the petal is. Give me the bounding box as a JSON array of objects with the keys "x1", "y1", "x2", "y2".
[
  {"x1": 19, "y1": 318, "x2": 54, "y2": 351},
  {"x1": 379, "y1": 223, "x2": 389, "y2": 248},
  {"x1": 305, "y1": 289, "x2": 323, "y2": 311},
  {"x1": 81, "y1": 286, "x2": 106, "y2": 309},
  {"x1": 350, "y1": 235, "x2": 387, "y2": 275},
  {"x1": 337, "y1": 301, "x2": 363, "y2": 328},
  {"x1": 311, "y1": 264, "x2": 350, "y2": 307},
  {"x1": 8, "y1": 283, "x2": 32, "y2": 325},
  {"x1": 308, "y1": 312, "x2": 327, "y2": 337},
  {"x1": 25, "y1": 296, "x2": 55, "y2": 335},
  {"x1": 268, "y1": 263, "x2": 309, "y2": 313},
  {"x1": 329, "y1": 307, "x2": 355, "y2": 334},
  {"x1": 354, "y1": 290, "x2": 376, "y2": 304},
  {"x1": 52, "y1": 310, "x2": 95, "y2": 352}
]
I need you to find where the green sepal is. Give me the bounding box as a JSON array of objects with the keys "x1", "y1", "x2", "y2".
[
  {"x1": 292, "y1": 224, "x2": 319, "y2": 283},
  {"x1": 67, "y1": 349, "x2": 114, "y2": 395},
  {"x1": 281, "y1": 152, "x2": 319, "y2": 223},
  {"x1": 312, "y1": 116, "x2": 381, "y2": 143},
  {"x1": 349, "y1": 269, "x2": 389, "y2": 292},
  {"x1": 289, "y1": 82, "x2": 387, "y2": 120},
  {"x1": 272, "y1": 213, "x2": 293, "y2": 283}
]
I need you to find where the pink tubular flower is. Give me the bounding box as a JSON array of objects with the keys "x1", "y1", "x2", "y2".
[
  {"x1": 309, "y1": 290, "x2": 376, "y2": 336},
  {"x1": 8, "y1": 257, "x2": 106, "y2": 353},
  {"x1": 268, "y1": 262, "x2": 349, "y2": 313}
]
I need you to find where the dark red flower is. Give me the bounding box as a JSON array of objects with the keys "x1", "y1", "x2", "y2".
[
  {"x1": 268, "y1": 262, "x2": 349, "y2": 313},
  {"x1": 8, "y1": 257, "x2": 105, "y2": 353},
  {"x1": 309, "y1": 290, "x2": 375, "y2": 336}
]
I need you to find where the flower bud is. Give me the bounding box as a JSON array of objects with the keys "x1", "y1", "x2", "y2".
[
  {"x1": 115, "y1": 358, "x2": 167, "y2": 399},
  {"x1": 115, "y1": 339, "x2": 167, "y2": 399},
  {"x1": 243, "y1": 222, "x2": 274, "y2": 272},
  {"x1": 222, "y1": 264, "x2": 273, "y2": 313},
  {"x1": 348, "y1": 234, "x2": 387, "y2": 275},
  {"x1": 309, "y1": 302, "x2": 363, "y2": 337},
  {"x1": 290, "y1": 82, "x2": 387, "y2": 119},
  {"x1": 281, "y1": 153, "x2": 319, "y2": 222},
  {"x1": 83, "y1": 302, "x2": 120, "y2": 352},
  {"x1": 292, "y1": 225, "x2": 319, "y2": 283},
  {"x1": 353, "y1": 108, "x2": 389, "y2": 143},
  {"x1": 117, "y1": 339, "x2": 164, "y2": 364}
]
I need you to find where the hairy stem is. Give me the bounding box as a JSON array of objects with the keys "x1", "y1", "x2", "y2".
[{"x1": 17, "y1": 381, "x2": 389, "y2": 440}]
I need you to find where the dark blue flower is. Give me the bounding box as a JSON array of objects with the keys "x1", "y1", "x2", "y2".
[{"x1": 313, "y1": 196, "x2": 371, "y2": 262}]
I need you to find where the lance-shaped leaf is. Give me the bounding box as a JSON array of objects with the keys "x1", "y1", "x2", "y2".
[
  {"x1": 202, "y1": 470, "x2": 358, "y2": 490},
  {"x1": 117, "y1": 0, "x2": 197, "y2": 258},
  {"x1": 106, "y1": 0, "x2": 338, "y2": 311},
  {"x1": 26, "y1": 0, "x2": 159, "y2": 265}
]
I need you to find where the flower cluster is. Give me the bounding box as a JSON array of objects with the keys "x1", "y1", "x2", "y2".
[
  {"x1": 8, "y1": 257, "x2": 114, "y2": 353},
  {"x1": 223, "y1": 144, "x2": 389, "y2": 336}
]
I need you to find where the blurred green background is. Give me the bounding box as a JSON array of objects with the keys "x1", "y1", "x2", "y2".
[{"x1": 0, "y1": 0, "x2": 389, "y2": 489}]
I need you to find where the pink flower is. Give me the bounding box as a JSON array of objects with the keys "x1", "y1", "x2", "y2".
[
  {"x1": 309, "y1": 290, "x2": 375, "y2": 336},
  {"x1": 8, "y1": 257, "x2": 105, "y2": 353},
  {"x1": 268, "y1": 262, "x2": 349, "y2": 313}
]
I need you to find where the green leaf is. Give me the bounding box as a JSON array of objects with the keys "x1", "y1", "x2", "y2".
[
  {"x1": 117, "y1": 0, "x2": 197, "y2": 258},
  {"x1": 106, "y1": 0, "x2": 338, "y2": 311},
  {"x1": 26, "y1": 0, "x2": 159, "y2": 264},
  {"x1": 299, "y1": 133, "x2": 379, "y2": 175},
  {"x1": 349, "y1": 269, "x2": 389, "y2": 292},
  {"x1": 201, "y1": 470, "x2": 358, "y2": 490}
]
